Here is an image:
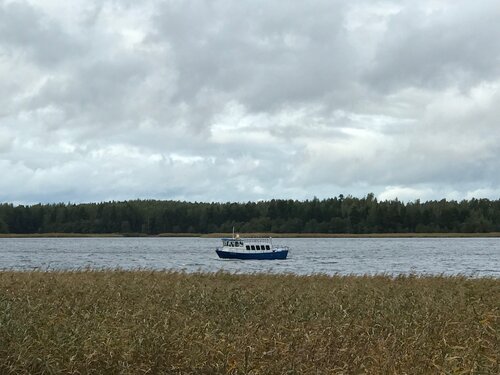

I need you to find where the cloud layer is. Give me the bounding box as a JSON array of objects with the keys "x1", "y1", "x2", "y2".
[{"x1": 1, "y1": 0, "x2": 500, "y2": 204}]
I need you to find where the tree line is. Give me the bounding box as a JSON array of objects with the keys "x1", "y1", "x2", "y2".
[{"x1": 1, "y1": 194, "x2": 500, "y2": 234}]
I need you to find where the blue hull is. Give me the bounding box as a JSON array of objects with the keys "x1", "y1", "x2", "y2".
[{"x1": 216, "y1": 249, "x2": 288, "y2": 260}]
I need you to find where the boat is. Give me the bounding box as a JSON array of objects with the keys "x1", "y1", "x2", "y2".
[{"x1": 215, "y1": 235, "x2": 289, "y2": 260}]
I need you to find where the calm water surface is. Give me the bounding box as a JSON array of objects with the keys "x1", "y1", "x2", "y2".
[{"x1": 0, "y1": 237, "x2": 498, "y2": 277}]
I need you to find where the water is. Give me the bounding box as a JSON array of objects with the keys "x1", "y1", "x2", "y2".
[{"x1": 0, "y1": 237, "x2": 498, "y2": 277}]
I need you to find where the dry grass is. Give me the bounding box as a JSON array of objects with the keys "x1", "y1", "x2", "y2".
[
  {"x1": 0, "y1": 233, "x2": 123, "y2": 238},
  {"x1": 201, "y1": 232, "x2": 500, "y2": 238},
  {"x1": 3, "y1": 232, "x2": 500, "y2": 238},
  {"x1": 0, "y1": 271, "x2": 498, "y2": 374}
]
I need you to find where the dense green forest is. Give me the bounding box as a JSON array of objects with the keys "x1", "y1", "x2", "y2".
[{"x1": 1, "y1": 194, "x2": 500, "y2": 234}]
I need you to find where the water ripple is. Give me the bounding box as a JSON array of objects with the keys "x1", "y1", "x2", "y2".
[{"x1": 0, "y1": 237, "x2": 498, "y2": 277}]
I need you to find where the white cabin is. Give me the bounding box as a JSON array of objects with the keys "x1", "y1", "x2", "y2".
[{"x1": 221, "y1": 237, "x2": 275, "y2": 252}]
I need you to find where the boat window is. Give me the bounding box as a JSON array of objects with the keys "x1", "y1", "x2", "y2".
[
  {"x1": 240, "y1": 241, "x2": 244, "y2": 246},
  {"x1": 246, "y1": 245, "x2": 250, "y2": 250},
  {"x1": 256, "y1": 245, "x2": 261, "y2": 250},
  {"x1": 235, "y1": 242, "x2": 239, "y2": 247},
  {"x1": 230, "y1": 242, "x2": 234, "y2": 247},
  {"x1": 266, "y1": 245, "x2": 270, "y2": 250},
  {"x1": 251, "y1": 245, "x2": 255, "y2": 250}
]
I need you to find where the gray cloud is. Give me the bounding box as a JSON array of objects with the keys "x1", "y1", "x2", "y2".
[
  {"x1": 1, "y1": 0, "x2": 500, "y2": 204},
  {"x1": 0, "y1": 1, "x2": 83, "y2": 66},
  {"x1": 151, "y1": 0, "x2": 357, "y2": 112},
  {"x1": 366, "y1": 1, "x2": 500, "y2": 92}
]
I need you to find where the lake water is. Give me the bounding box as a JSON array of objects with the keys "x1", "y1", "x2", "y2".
[{"x1": 0, "y1": 237, "x2": 498, "y2": 277}]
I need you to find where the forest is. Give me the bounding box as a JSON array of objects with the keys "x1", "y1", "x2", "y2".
[{"x1": 0, "y1": 194, "x2": 500, "y2": 234}]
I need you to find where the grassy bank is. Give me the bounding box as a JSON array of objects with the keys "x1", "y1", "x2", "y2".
[
  {"x1": 200, "y1": 232, "x2": 500, "y2": 238},
  {"x1": 2, "y1": 232, "x2": 500, "y2": 238},
  {"x1": 0, "y1": 272, "x2": 498, "y2": 374},
  {"x1": 0, "y1": 233, "x2": 123, "y2": 238}
]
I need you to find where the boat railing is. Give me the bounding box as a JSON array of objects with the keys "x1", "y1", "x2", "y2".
[{"x1": 241, "y1": 237, "x2": 273, "y2": 243}]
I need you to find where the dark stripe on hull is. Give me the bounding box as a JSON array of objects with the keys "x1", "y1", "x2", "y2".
[{"x1": 216, "y1": 249, "x2": 288, "y2": 260}]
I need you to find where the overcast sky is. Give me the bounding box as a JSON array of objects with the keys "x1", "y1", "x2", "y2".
[{"x1": 1, "y1": 0, "x2": 500, "y2": 204}]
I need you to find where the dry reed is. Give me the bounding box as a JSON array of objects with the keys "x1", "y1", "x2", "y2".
[{"x1": 0, "y1": 271, "x2": 498, "y2": 374}]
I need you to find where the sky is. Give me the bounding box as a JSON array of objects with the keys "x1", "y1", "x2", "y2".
[{"x1": 1, "y1": 0, "x2": 500, "y2": 204}]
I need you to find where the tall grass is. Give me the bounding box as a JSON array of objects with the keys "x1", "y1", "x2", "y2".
[{"x1": 0, "y1": 271, "x2": 498, "y2": 374}]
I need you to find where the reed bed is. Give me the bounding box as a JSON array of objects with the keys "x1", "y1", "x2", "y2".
[{"x1": 0, "y1": 271, "x2": 498, "y2": 374}]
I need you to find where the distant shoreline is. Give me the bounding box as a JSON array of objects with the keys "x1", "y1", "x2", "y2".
[{"x1": 1, "y1": 232, "x2": 500, "y2": 238}]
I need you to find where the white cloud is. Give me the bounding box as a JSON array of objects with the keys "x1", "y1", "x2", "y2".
[
  {"x1": 378, "y1": 186, "x2": 436, "y2": 202},
  {"x1": 1, "y1": 0, "x2": 500, "y2": 204}
]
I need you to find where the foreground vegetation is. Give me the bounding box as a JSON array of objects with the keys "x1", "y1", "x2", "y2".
[
  {"x1": 0, "y1": 272, "x2": 498, "y2": 374},
  {"x1": 2, "y1": 195, "x2": 500, "y2": 235}
]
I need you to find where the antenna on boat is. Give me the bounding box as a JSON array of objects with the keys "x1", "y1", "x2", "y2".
[{"x1": 232, "y1": 226, "x2": 235, "y2": 239}]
